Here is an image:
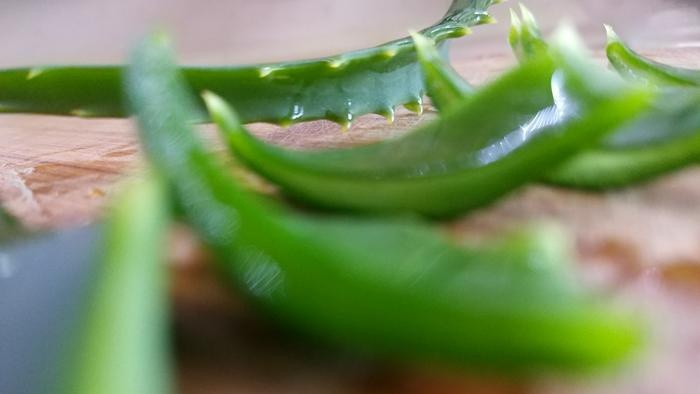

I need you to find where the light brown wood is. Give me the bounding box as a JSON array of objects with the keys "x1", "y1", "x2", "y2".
[{"x1": 2, "y1": 49, "x2": 700, "y2": 394}]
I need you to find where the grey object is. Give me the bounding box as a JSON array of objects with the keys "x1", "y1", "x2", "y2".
[{"x1": 0, "y1": 226, "x2": 101, "y2": 394}]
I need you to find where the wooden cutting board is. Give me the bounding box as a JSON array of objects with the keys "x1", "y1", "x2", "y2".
[{"x1": 2, "y1": 48, "x2": 700, "y2": 394}]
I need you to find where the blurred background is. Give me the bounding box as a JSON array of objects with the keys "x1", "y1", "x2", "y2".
[
  {"x1": 2, "y1": 0, "x2": 700, "y2": 67},
  {"x1": 3, "y1": 1, "x2": 700, "y2": 394}
]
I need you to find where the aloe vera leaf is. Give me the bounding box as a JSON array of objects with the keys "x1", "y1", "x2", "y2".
[
  {"x1": 606, "y1": 25, "x2": 700, "y2": 87},
  {"x1": 0, "y1": 0, "x2": 498, "y2": 127},
  {"x1": 549, "y1": 89, "x2": 700, "y2": 188},
  {"x1": 507, "y1": 9, "x2": 700, "y2": 188},
  {"x1": 509, "y1": 4, "x2": 548, "y2": 62},
  {"x1": 60, "y1": 175, "x2": 172, "y2": 394},
  {"x1": 420, "y1": 3, "x2": 550, "y2": 110},
  {"x1": 127, "y1": 32, "x2": 643, "y2": 371},
  {"x1": 412, "y1": 32, "x2": 475, "y2": 111},
  {"x1": 414, "y1": 4, "x2": 548, "y2": 110},
  {"x1": 207, "y1": 29, "x2": 651, "y2": 218},
  {"x1": 0, "y1": 176, "x2": 172, "y2": 394}
]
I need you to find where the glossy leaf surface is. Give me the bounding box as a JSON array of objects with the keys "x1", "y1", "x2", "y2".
[
  {"x1": 508, "y1": 8, "x2": 700, "y2": 188},
  {"x1": 606, "y1": 26, "x2": 700, "y2": 87},
  {"x1": 209, "y1": 29, "x2": 650, "y2": 217},
  {"x1": 413, "y1": 32, "x2": 475, "y2": 111},
  {"x1": 0, "y1": 0, "x2": 498, "y2": 126},
  {"x1": 0, "y1": 176, "x2": 171, "y2": 394}
]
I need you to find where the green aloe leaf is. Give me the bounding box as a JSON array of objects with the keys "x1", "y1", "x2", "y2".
[
  {"x1": 206, "y1": 27, "x2": 650, "y2": 218},
  {"x1": 509, "y1": 4, "x2": 548, "y2": 61},
  {"x1": 127, "y1": 32, "x2": 644, "y2": 371},
  {"x1": 549, "y1": 89, "x2": 700, "y2": 188},
  {"x1": 412, "y1": 32, "x2": 475, "y2": 111},
  {"x1": 0, "y1": 0, "x2": 498, "y2": 127},
  {"x1": 59, "y1": 175, "x2": 173, "y2": 394},
  {"x1": 606, "y1": 25, "x2": 700, "y2": 87},
  {"x1": 507, "y1": 8, "x2": 700, "y2": 188}
]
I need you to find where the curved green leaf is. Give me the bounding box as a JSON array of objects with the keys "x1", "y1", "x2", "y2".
[
  {"x1": 413, "y1": 32, "x2": 475, "y2": 111},
  {"x1": 506, "y1": 10, "x2": 700, "y2": 188},
  {"x1": 60, "y1": 175, "x2": 172, "y2": 394},
  {"x1": 207, "y1": 29, "x2": 650, "y2": 218},
  {"x1": 127, "y1": 32, "x2": 643, "y2": 371},
  {"x1": 509, "y1": 4, "x2": 548, "y2": 61},
  {"x1": 606, "y1": 25, "x2": 700, "y2": 87},
  {"x1": 0, "y1": 0, "x2": 498, "y2": 127}
]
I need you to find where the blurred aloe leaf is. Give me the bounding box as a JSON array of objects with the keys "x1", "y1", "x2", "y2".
[
  {"x1": 0, "y1": 176, "x2": 172, "y2": 394},
  {"x1": 60, "y1": 175, "x2": 172, "y2": 394},
  {"x1": 606, "y1": 25, "x2": 700, "y2": 87}
]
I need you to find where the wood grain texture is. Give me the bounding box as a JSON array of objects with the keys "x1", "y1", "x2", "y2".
[{"x1": 1, "y1": 49, "x2": 700, "y2": 394}]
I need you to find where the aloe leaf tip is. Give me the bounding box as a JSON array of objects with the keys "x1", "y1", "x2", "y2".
[
  {"x1": 518, "y1": 3, "x2": 538, "y2": 26},
  {"x1": 509, "y1": 8, "x2": 522, "y2": 30},
  {"x1": 604, "y1": 24, "x2": 621, "y2": 43}
]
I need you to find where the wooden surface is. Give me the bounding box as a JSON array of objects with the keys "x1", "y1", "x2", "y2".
[{"x1": 2, "y1": 45, "x2": 700, "y2": 394}]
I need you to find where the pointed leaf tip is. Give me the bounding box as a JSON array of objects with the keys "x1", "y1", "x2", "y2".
[
  {"x1": 328, "y1": 58, "x2": 347, "y2": 69},
  {"x1": 509, "y1": 8, "x2": 522, "y2": 30},
  {"x1": 604, "y1": 24, "x2": 620, "y2": 43},
  {"x1": 518, "y1": 3, "x2": 538, "y2": 28},
  {"x1": 202, "y1": 90, "x2": 243, "y2": 130},
  {"x1": 258, "y1": 66, "x2": 274, "y2": 78},
  {"x1": 481, "y1": 15, "x2": 497, "y2": 25}
]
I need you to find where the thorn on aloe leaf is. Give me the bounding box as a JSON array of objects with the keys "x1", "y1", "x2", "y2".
[
  {"x1": 327, "y1": 58, "x2": 348, "y2": 70},
  {"x1": 404, "y1": 97, "x2": 424, "y2": 115},
  {"x1": 26, "y1": 68, "x2": 45, "y2": 80},
  {"x1": 454, "y1": 26, "x2": 474, "y2": 37},
  {"x1": 380, "y1": 47, "x2": 399, "y2": 60},
  {"x1": 258, "y1": 67, "x2": 275, "y2": 78},
  {"x1": 480, "y1": 15, "x2": 497, "y2": 25},
  {"x1": 510, "y1": 8, "x2": 523, "y2": 31},
  {"x1": 377, "y1": 107, "x2": 396, "y2": 124},
  {"x1": 411, "y1": 32, "x2": 439, "y2": 61},
  {"x1": 277, "y1": 118, "x2": 293, "y2": 128},
  {"x1": 329, "y1": 112, "x2": 354, "y2": 131}
]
